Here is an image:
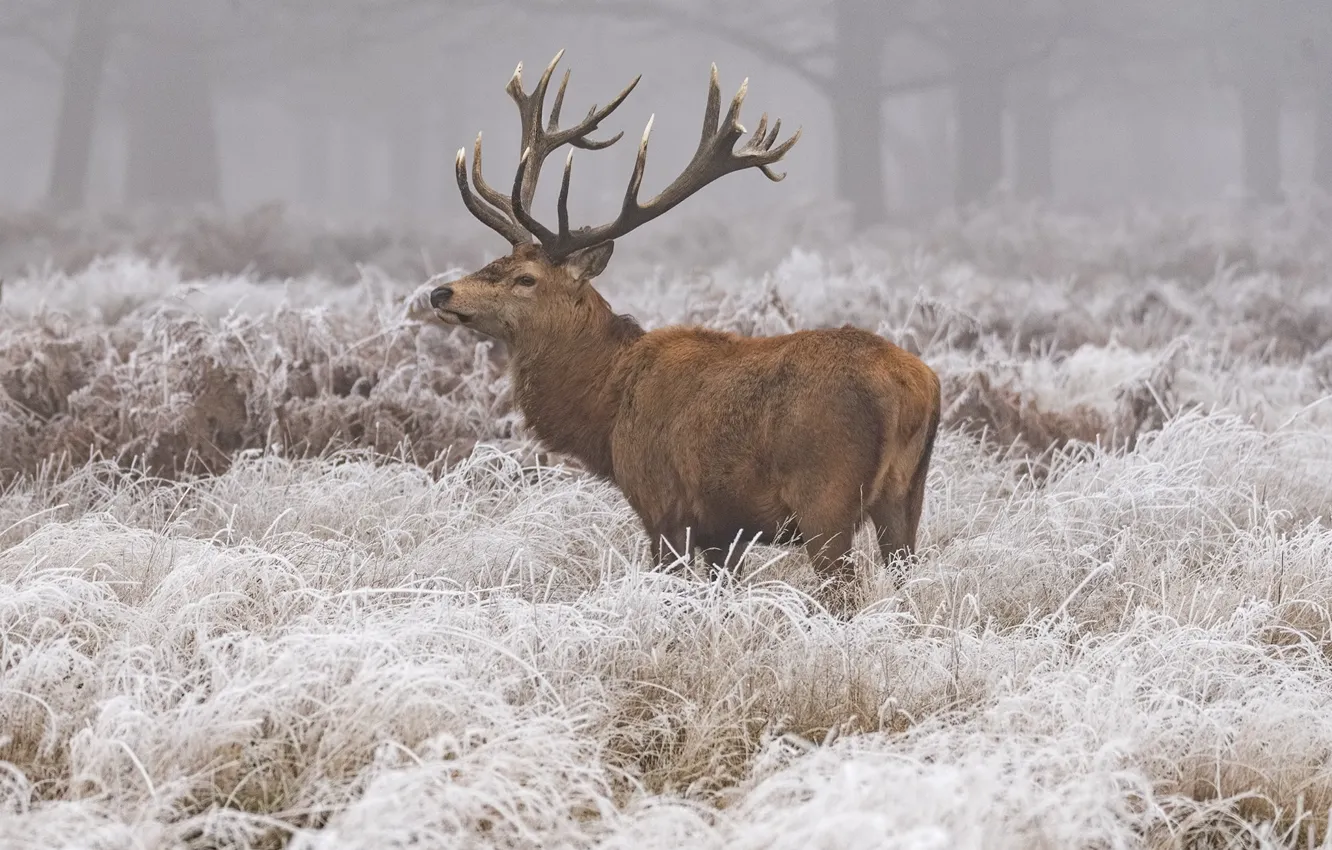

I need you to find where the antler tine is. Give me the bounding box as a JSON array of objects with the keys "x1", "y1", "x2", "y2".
[
  {"x1": 509, "y1": 147, "x2": 559, "y2": 246},
  {"x1": 470, "y1": 132, "x2": 519, "y2": 219},
  {"x1": 562, "y1": 74, "x2": 641, "y2": 151},
  {"x1": 455, "y1": 147, "x2": 529, "y2": 245},
  {"x1": 755, "y1": 125, "x2": 803, "y2": 181},
  {"x1": 505, "y1": 59, "x2": 526, "y2": 117},
  {"x1": 548, "y1": 70, "x2": 570, "y2": 132},
  {"x1": 503, "y1": 52, "x2": 567, "y2": 210},
  {"x1": 538, "y1": 63, "x2": 801, "y2": 260},
  {"x1": 620, "y1": 114, "x2": 655, "y2": 218},
  {"x1": 745, "y1": 113, "x2": 777, "y2": 159},
  {"x1": 504, "y1": 51, "x2": 561, "y2": 156},
  {"x1": 722, "y1": 77, "x2": 750, "y2": 138},
  {"x1": 557, "y1": 150, "x2": 574, "y2": 240},
  {"x1": 700, "y1": 64, "x2": 722, "y2": 150},
  {"x1": 528, "y1": 50, "x2": 562, "y2": 136},
  {"x1": 505, "y1": 55, "x2": 547, "y2": 213},
  {"x1": 738, "y1": 113, "x2": 802, "y2": 181},
  {"x1": 747, "y1": 113, "x2": 769, "y2": 150}
]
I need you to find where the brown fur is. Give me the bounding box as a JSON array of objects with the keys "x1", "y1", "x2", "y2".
[{"x1": 430, "y1": 242, "x2": 942, "y2": 606}]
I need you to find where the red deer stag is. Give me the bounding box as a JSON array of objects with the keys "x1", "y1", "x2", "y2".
[{"x1": 428, "y1": 51, "x2": 941, "y2": 610}]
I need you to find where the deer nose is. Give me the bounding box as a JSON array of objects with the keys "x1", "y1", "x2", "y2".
[{"x1": 429, "y1": 285, "x2": 454, "y2": 310}]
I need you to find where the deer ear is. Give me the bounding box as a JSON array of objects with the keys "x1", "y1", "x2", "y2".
[{"x1": 560, "y1": 241, "x2": 614, "y2": 282}]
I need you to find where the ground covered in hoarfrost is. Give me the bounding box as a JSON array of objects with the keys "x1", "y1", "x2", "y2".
[{"x1": 3, "y1": 201, "x2": 1332, "y2": 848}]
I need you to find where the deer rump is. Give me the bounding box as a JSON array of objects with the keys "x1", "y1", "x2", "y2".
[{"x1": 607, "y1": 324, "x2": 937, "y2": 566}]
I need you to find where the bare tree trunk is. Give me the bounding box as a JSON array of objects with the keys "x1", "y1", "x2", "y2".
[
  {"x1": 1010, "y1": 59, "x2": 1053, "y2": 200},
  {"x1": 831, "y1": 0, "x2": 887, "y2": 228},
  {"x1": 883, "y1": 116, "x2": 934, "y2": 215},
  {"x1": 954, "y1": 68, "x2": 1006, "y2": 206},
  {"x1": 1238, "y1": 79, "x2": 1282, "y2": 204},
  {"x1": 297, "y1": 109, "x2": 333, "y2": 207},
  {"x1": 1127, "y1": 95, "x2": 1170, "y2": 200},
  {"x1": 1315, "y1": 80, "x2": 1332, "y2": 194},
  {"x1": 389, "y1": 102, "x2": 426, "y2": 218},
  {"x1": 947, "y1": 0, "x2": 1009, "y2": 207},
  {"x1": 124, "y1": 5, "x2": 220, "y2": 206},
  {"x1": 885, "y1": 95, "x2": 952, "y2": 215},
  {"x1": 47, "y1": 0, "x2": 114, "y2": 212}
]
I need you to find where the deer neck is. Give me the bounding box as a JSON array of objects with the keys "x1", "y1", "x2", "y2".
[{"x1": 509, "y1": 303, "x2": 643, "y2": 480}]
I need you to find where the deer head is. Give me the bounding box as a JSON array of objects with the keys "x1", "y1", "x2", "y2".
[{"x1": 428, "y1": 50, "x2": 802, "y2": 348}]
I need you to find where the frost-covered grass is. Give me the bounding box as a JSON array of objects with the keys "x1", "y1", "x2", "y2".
[{"x1": 3, "y1": 202, "x2": 1332, "y2": 848}]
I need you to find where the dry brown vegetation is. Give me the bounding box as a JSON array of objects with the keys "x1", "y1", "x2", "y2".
[
  {"x1": 0, "y1": 281, "x2": 1162, "y2": 488},
  {"x1": 0, "y1": 303, "x2": 511, "y2": 485},
  {"x1": 9, "y1": 199, "x2": 1331, "y2": 488}
]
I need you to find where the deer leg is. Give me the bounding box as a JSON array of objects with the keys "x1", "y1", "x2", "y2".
[
  {"x1": 786, "y1": 471, "x2": 869, "y2": 616},
  {"x1": 870, "y1": 465, "x2": 928, "y2": 590},
  {"x1": 869, "y1": 496, "x2": 913, "y2": 590},
  {"x1": 694, "y1": 530, "x2": 751, "y2": 584},
  {"x1": 801, "y1": 526, "x2": 859, "y2": 618},
  {"x1": 649, "y1": 525, "x2": 693, "y2": 575},
  {"x1": 903, "y1": 462, "x2": 928, "y2": 553},
  {"x1": 694, "y1": 544, "x2": 726, "y2": 583}
]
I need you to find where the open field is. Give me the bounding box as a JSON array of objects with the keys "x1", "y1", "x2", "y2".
[{"x1": 3, "y1": 200, "x2": 1332, "y2": 848}]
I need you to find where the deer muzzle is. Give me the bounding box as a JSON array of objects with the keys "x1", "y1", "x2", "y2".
[{"x1": 429, "y1": 285, "x2": 455, "y2": 310}]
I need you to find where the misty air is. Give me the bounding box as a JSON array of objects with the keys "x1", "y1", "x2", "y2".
[{"x1": 2, "y1": 2, "x2": 1332, "y2": 847}]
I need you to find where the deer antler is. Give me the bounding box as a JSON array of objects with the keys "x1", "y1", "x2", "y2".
[
  {"x1": 455, "y1": 49, "x2": 641, "y2": 246},
  {"x1": 456, "y1": 53, "x2": 800, "y2": 260},
  {"x1": 530, "y1": 63, "x2": 802, "y2": 259}
]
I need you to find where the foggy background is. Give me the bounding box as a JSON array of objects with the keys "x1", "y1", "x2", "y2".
[{"x1": 2, "y1": 0, "x2": 1330, "y2": 238}]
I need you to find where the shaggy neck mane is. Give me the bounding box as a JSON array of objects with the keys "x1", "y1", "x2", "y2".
[{"x1": 510, "y1": 296, "x2": 644, "y2": 480}]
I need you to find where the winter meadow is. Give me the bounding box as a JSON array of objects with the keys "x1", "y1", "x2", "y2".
[
  {"x1": 2, "y1": 198, "x2": 1332, "y2": 849},
  {"x1": 6, "y1": 0, "x2": 1332, "y2": 846}
]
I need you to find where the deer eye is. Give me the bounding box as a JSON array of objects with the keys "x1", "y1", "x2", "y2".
[{"x1": 514, "y1": 274, "x2": 537, "y2": 287}]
